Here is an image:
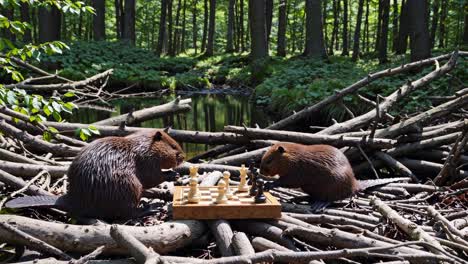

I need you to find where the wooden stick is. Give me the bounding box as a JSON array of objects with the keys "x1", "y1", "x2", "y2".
[
  {"x1": 231, "y1": 232, "x2": 255, "y2": 256},
  {"x1": 110, "y1": 225, "x2": 160, "y2": 264},
  {"x1": 0, "y1": 169, "x2": 51, "y2": 196},
  {"x1": 208, "y1": 220, "x2": 234, "y2": 257}
]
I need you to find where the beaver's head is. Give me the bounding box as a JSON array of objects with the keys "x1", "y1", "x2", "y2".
[
  {"x1": 149, "y1": 130, "x2": 185, "y2": 169},
  {"x1": 260, "y1": 144, "x2": 291, "y2": 178}
]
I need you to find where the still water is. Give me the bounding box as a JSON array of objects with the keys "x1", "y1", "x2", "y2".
[{"x1": 72, "y1": 94, "x2": 274, "y2": 158}]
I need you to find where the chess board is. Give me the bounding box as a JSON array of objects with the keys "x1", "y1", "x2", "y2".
[{"x1": 172, "y1": 186, "x2": 281, "y2": 220}]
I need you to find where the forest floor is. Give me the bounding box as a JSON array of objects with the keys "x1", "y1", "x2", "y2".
[{"x1": 37, "y1": 41, "x2": 468, "y2": 118}]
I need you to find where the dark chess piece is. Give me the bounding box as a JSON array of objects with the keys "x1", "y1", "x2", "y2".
[
  {"x1": 254, "y1": 179, "x2": 266, "y2": 203},
  {"x1": 249, "y1": 166, "x2": 258, "y2": 196}
]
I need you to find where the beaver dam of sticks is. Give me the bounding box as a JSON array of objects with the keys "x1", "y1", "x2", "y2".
[{"x1": 0, "y1": 51, "x2": 467, "y2": 264}]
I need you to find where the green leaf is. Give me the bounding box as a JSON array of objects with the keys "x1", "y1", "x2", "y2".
[
  {"x1": 43, "y1": 131, "x2": 52, "y2": 142},
  {"x1": 88, "y1": 125, "x2": 100, "y2": 135},
  {"x1": 64, "y1": 91, "x2": 75, "y2": 97},
  {"x1": 48, "y1": 126, "x2": 59, "y2": 134}
]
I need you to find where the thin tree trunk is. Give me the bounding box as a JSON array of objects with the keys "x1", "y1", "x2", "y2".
[
  {"x1": 227, "y1": 0, "x2": 236, "y2": 52},
  {"x1": 192, "y1": 0, "x2": 198, "y2": 54},
  {"x1": 438, "y1": 0, "x2": 447, "y2": 48},
  {"x1": 201, "y1": 0, "x2": 208, "y2": 51},
  {"x1": 375, "y1": 0, "x2": 383, "y2": 53},
  {"x1": 378, "y1": 0, "x2": 389, "y2": 64},
  {"x1": 341, "y1": 0, "x2": 349, "y2": 56},
  {"x1": 408, "y1": 0, "x2": 431, "y2": 61},
  {"x1": 464, "y1": 3, "x2": 468, "y2": 45},
  {"x1": 430, "y1": 0, "x2": 440, "y2": 48},
  {"x1": 304, "y1": 0, "x2": 327, "y2": 58},
  {"x1": 277, "y1": 0, "x2": 287, "y2": 56},
  {"x1": 352, "y1": 0, "x2": 364, "y2": 61},
  {"x1": 249, "y1": 0, "x2": 268, "y2": 60},
  {"x1": 115, "y1": 0, "x2": 121, "y2": 39},
  {"x1": 156, "y1": 0, "x2": 168, "y2": 56},
  {"x1": 181, "y1": 0, "x2": 187, "y2": 53},
  {"x1": 364, "y1": 0, "x2": 370, "y2": 53},
  {"x1": 396, "y1": 0, "x2": 408, "y2": 54},
  {"x1": 265, "y1": 0, "x2": 273, "y2": 45},
  {"x1": 204, "y1": 0, "x2": 216, "y2": 56},
  {"x1": 168, "y1": 0, "x2": 174, "y2": 52},
  {"x1": 20, "y1": 3, "x2": 32, "y2": 43},
  {"x1": 323, "y1": 0, "x2": 327, "y2": 46},
  {"x1": 93, "y1": 0, "x2": 106, "y2": 40},
  {"x1": 122, "y1": 0, "x2": 135, "y2": 44},
  {"x1": 38, "y1": 6, "x2": 61, "y2": 42},
  {"x1": 334, "y1": 0, "x2": 341, "y2": 51},
  {"x1": 239, "y1": 0, "x2": 245, "y2": 51},
  {"x1": 329, "y1": 0, "x2": 339, "y2": 55},
  {"x1": 170, "y1": 0, "x2": 182, "y2": 56},
  {"x1": 391, "y1": 0, "x2": 398, "y2": 51}
]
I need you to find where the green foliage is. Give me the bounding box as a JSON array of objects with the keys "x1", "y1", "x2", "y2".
[{"x1": 75, "y1": 125, "x2": 100, "y2": 141}]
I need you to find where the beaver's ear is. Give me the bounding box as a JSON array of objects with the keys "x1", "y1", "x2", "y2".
[
  {"x1": 277, "y1": 146, "x2": 285, "y2": 154},
  {"x1": 153, "y1": 131, "x2": 163, "y2": 141}
]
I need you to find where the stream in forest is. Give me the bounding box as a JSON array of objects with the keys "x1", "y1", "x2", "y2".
[{"x1": 72, "y1": 93, "x2": 275, "y2": 158}]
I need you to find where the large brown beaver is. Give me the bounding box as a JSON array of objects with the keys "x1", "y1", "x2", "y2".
[
  {"x1": 260, "y1": 142, "x2": 402, "y2": 202},
  {"x1": 6, "y1": 129, "x2": 185, "y2": 221}
]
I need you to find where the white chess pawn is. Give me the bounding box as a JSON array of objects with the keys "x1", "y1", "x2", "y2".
[
  {"x1": 189, "y1": 165, "x2": 199, "y2": 178},
  {"x1": 223, "y1": 171, "x2": 234, "y2": 199},
  {"x1": 187, "y1": 177, "x2": 200, "y2": 203},
  {"x1": 237, "y1": 164, "x2": 249, "y2": 192},
  {"x1": 215, "y1": 180, "x2": 228, "y2": 204}
]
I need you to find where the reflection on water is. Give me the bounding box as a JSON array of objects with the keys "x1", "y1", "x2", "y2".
[{"x1": 72, "y1": 94, "x2": 274, "y2": 158}]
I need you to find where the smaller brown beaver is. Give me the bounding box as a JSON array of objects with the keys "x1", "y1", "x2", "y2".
[
  {"x1": 6, "y1": 129, "x2": 185, "y2": 221},
  {"x1": 260, "y1": 142, "x2": 401, "y2": 202}
]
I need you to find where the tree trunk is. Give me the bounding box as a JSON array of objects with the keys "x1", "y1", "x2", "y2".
[
  {"x1": 239, "y1": 0, "x2": 245, "y2": 51},
  {"x1": 180, "y1": 0, "x2": 187, "y2": 53},
  {"x1": 227, "y1": 0, "x2": 235, "y2": 52},
  {"x1": 364, "y1": 0, "x2": 370, "y2": 53},
  {"x1": 1, "y1": 5, "x2": 15, "y2": 42},
  {"x1": 38, "y1": 6, "x2": 61, "y2": 42},
  {"x1": 156, "y1": 0, "x2": 168, "y2": 56},
  {"x1": 323, "y1": 0, "x2": 327, "y2": 46},
  {"x1": 341, "y1": 0, "x2": 349, "y2": 56},
  {"x1": 438, "y1": 0, "x2": 447, "y2": 48},
  {"x1": 407, "y1": 0, "x2": 431, "y2": 61},
  {"x1": 464, "y1": 4, "x2": 468, "y2": 45},
  {"x1": 93, "y1": 0, "x2": 106, "y2": 40},
  {"x1": 265, "y1": 0, "x2": 273, "y2": 45},
  {"x1": 378, "y1": 0, "x2": 389, "y2": 64},
  {"x1": 122, "y1": 0, "x2": 135, "y2": 44},
  {"x1": 303, "y1": 0, "x2": 327, "y2": 58},
  {"x1": 391, "y1": 0, "x2": 398, "y2": 51},
  {"x1": 351, "y1": 0, "x2": 364, "y2": 61},
  {"x1": 329, "y1": 0, "x2": 339, "y2": 55},
  {"x1": 375, "y1": 0, "x2": 383, "y2": 53},
  {"x1": 168, "y1": 0, "x2": 174, "y2": 53},
  {"x1": 277, "y1": 0, "x2": 287, "y2": 57},
  {"x1": 170, "y1": 0, "x2": 182, "y2": 56},
  {"x1": 204, "y1": 0, "x2": 216, "y2": 56},
  {"x1": 429, "y1": 0, "x2": 440, "y2": 48},
  {"x1": 115, "y1": 0, "x2": 122, "y2": 39},
  {"x1": 20, "y1": 3, "x2": 32, "y2": 43},
  {"x1": 201, "y1": 0, "x2": 208, "y2": 51},
  {"x1": 396, "y1": 0, "x2": 408, "y2": 54},
  {"x1": 192, "y1": 0, "x2": 198, "y2": 54},
  {"x1": 249, "y1": 0, "x2": 268, "y2": 60}
]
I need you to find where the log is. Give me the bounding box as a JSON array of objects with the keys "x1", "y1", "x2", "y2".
[
  {"x1": 318, "y1": 51, "x2": 459, "y2": 135},
  {"x1": 224, "y1": 126, "x2": 396, "y2": 149},
  {"x1": 0, "y1": 169, "x2": 51, "y2": 196},
  {"x1": 0, "y1": 215, "x2": 206, "y2": 255},
  {"x1": 397, "y1": 158, "x2": 468, "y2": 178},
  {"x1": 208, "y1": 220, "x2": 234, "y2": 257},
  {"x1": 0, "y1": 148, "x2": 43, "y2": 165},
  {"x1": 0, "y1": 161, "x2": 68, "y2": 178},
  {"x1": 232, "y1": 221, "x2": 298, "y2": 251},
  {"x1": 209, "y1": 147, "x2": 268, "y2": 165},
  {"x1": 93, "y1": 98, "x2": 192, "y2": 126},
  {"x1": 0, "y1": 120, "x2": 80, "y2": 157},
  {"x1": 375, "y1": 152, "x2": 419, "y2": 182},
  {"x1": 175, "y1": 162, "x2": 242, "y2": 177},
  {"x1": 251, "y1": 237, "x2": 292, "y2": 252},
  {"x1": 231, "y1": 232, "x2": 255, "y2": 256}
]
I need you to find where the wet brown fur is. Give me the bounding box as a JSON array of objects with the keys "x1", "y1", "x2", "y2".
[
  {"x1": 260, "y1": 142, "x2": 359, "y2": 201},
  {"x1": 63, "y1": 129, "x2": 184, "y2": 220}
]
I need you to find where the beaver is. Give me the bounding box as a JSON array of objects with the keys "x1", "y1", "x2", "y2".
[
  {"x1": 6, "y1": 129, "x2": 185, "y2": 221},
  {"x1": 260, "y1": 142, "x2": 403, "y2": 202}
]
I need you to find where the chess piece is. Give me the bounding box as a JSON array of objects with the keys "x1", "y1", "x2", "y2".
[
  {"x1": 189, "y1": 165, "x2": 199, "y2": 178},
  {"x1": 187, "y1": 176, "x2": 200, "y2": 203},
  {"x1": 223, "y1": 171, "x2": 234, "y2": 199},
  {"x1": 215, "y1": 181, "x2": 228, "y2": 204},
  {"x1": 237, "y1": 164, "x2": 249, "y2": 192},
  {"x1": 254, "y1": 179, "x2": 266, "y2": 203},
  {"x1": 249, "y1": 163, "x2": 258, "y2": 196}
]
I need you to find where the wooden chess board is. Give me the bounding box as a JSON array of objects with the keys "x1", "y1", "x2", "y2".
[{"x1": 172, "y1": 186, "x2": 282, "y2": 220}]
